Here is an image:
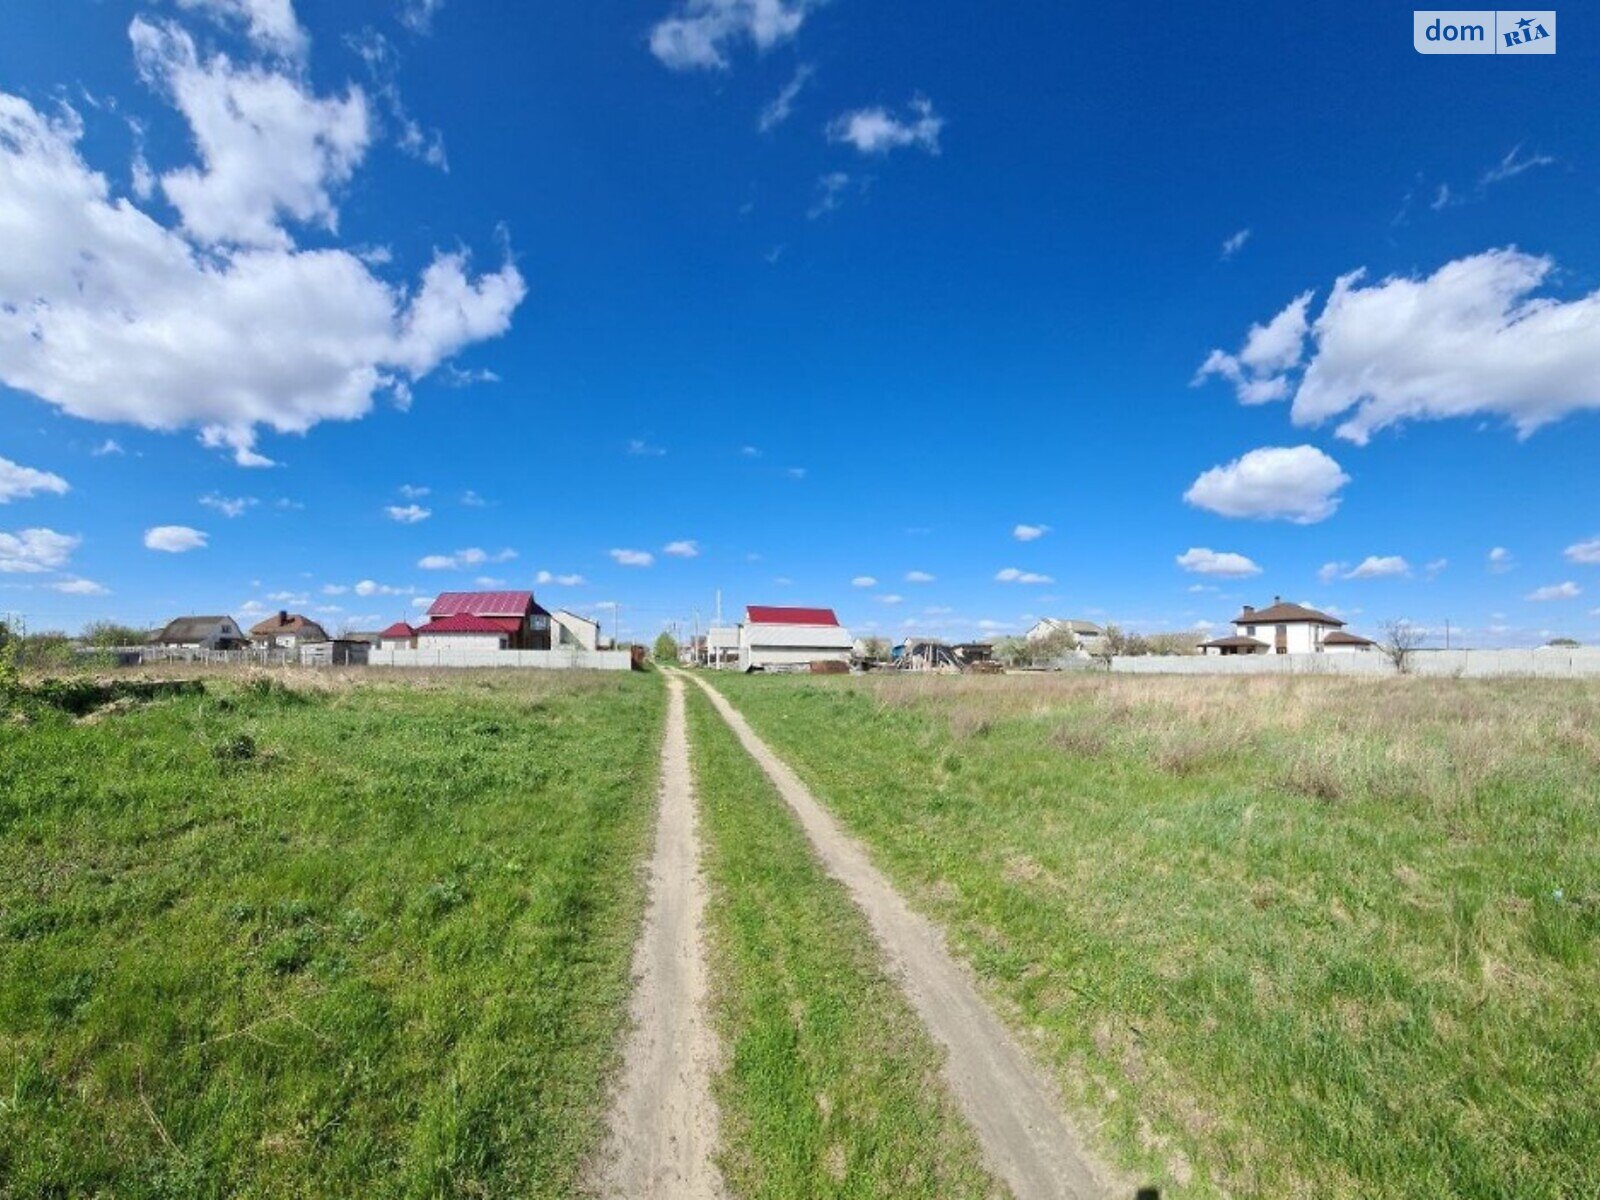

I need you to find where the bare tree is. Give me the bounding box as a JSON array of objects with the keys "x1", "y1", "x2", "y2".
[{"x1": 1381, "y1": 619, "x2": 1425, "y2": 673}]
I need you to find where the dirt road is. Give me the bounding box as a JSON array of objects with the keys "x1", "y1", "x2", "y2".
[
  {"x1": 597, "y1": 675, "x2": 724, "y2": 1199},
  {"x1": 686, "y1": 672, "x2": 1110, "y2": 1200}
]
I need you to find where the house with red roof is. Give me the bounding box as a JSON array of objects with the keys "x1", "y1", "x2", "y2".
[
  {"x1": 411, "y1": 591, "x2": 553, "y2": 651},
  {"x1": 739, "y1": 604, "x2": 852, "y2": 672}
]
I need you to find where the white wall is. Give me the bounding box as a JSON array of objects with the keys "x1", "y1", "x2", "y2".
[
  {"x1": 416, "y1": 632, "x2": 506, "y2": 651},
  {"x1": 367, "y1": 647, "x2": 634, "y2": 670},
  {"x1": 739, "y1": 646, "x2": 852, "y2": 671},
  {"x1": 552, "y1": 612, "x2": 599, "y2": 651},
  {"x1": 1232, "y1": 620, "x2": 1334, "y2": 653},
  {"x1": 1112, "y1": 649, "x2": 1600, "y2": 678}
]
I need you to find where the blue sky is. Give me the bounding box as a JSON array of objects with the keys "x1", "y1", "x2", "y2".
[{"x1": 2, "y1": 1, "x2": 1598, "y2": 645}]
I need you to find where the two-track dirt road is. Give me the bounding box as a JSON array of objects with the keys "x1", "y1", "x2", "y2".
[{"x1": 598, "y1": 670, "x2": 1111, "y2": 1199}]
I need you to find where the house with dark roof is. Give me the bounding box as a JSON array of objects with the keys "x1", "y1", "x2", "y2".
[
  {"x1": 414, "y1": 591, "x2": 552, "y2": 650},
  {"x1": 149, "y1": 615, "x2": 248, "y2": 650},
  {"x1": 739, "y1": 605, "x2": 852, "y2": 672},
  {"x1": 1199, "y1": 597, "x2": 1375, "y2": 655},
  {"x1": 248, "y1": 610, "x2": 330, "y2": 649}
]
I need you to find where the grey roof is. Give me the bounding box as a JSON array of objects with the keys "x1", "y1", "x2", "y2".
[
  {"x1": 1038, "y1": 617, "x2": 1104, "y2": 636},
  {"x1": 151, "y1": 615, "x2": 236, "y2": 643}
]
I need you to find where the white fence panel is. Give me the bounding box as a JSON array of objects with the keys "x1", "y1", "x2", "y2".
[
  {"x1": 1109, "y1": 650, "x2": 1600, "y2": 679},
  {"x1": 366, "y1": 647, "x2": 633, "y2": 671}
]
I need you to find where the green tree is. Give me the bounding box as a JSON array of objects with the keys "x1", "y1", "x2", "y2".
[
  {"x1": 653, "y1": 631, "x2": 680, "y2": 662},
  {"x1": 81, "y1": 620, "x2": 147, "y2": 648}
]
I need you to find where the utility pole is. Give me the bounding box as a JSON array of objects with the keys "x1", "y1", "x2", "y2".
[{"x1": 1445, "y1": 618, "x2": 1451, "y2": 650}]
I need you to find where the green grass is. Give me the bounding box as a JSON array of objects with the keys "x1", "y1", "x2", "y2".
[
  {"x1": 0, "y1": 669, "x2": 664, "y2": 1199},
  {"x1": 704, "y1": 671, "x2": 1600, "y2": 1199},
  {"x1": 685, "y1": 685, "x2": 1001, "y2": 1199}
]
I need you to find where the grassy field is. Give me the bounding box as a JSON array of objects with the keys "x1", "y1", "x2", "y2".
[
  {"x1": 685, "y1": 685, "x2": 1000, "y2": 1199},
  {"x1": 706, "y1": 670, "x2": 1600, "y2": 1199},
  {"x1": 0, "y1": 668, "x2": 664, "y2": 1199}
]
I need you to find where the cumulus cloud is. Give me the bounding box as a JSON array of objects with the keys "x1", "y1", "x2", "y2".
[
  {"x1": 50, "y1": 576, "x2": 110, "y2": 595},
  {"x1": 384, "y1": 503, "x2": 431, "y2": 523},
  {"x1": 1527, "y1": 581, "x2": 1581, "y2": 601},
  {"x1": 759, "y1": 63, "x2": 812, "y2": 131},
  {"x1": 175, "y1": 0, "x2": 308, "y2": 60},
  {"x1": 1344, "y1": 555, "x2": 1411, "y2": 580},
  {"x1": 536, "y1": 570, "x2": 586, "y2": 586},
  {"x1": 995, "y1": 567, "x2": 1054, "y2": 585},
  {"x1": 1192, "y1": 291, "x2": 1313, "y2": 404},
  {"x1": 354, "y1": 578, "x2": 411, "y2": 596},
  {"x1": 1195, "y1": 250, "x2": 1600, "y2": 442},
  {"x1": 610, "y1": 548, "x2": 654, "y2": 567},
  {"x1": 0, "y1": 457, "x2": 69, "y2": 503},
  {"x1": 200, "y1": 492, "x2": 256, "y2": 517},
  {"x1": 1488, "y1": 546, "x2": 1516, "y2": 573},
  {"x1": 851, "y1": 575, "x2": 877, "y2": 588},
  {"x1": 650, "y1": 0, "x2": 813, "y2": 70},
  {"x1": 1183, "y1": 444, "x2": 1349, "y2": 524},
  {"x1": 905, "y1": 570, "x2": 935, "y2": 583},
  {"x1": 0, "y1": 528, "x2": 80, "y2": 572},
  {"x1": 663, "y1": 539, "x2": 699, "y2": 558},
  {"x1": 1012, "y1": 523, "x2": 1049, "y2": 542},
  {"x1": 1175, "y1": 547, "x2": 1261, "y2": 578},
  {"x1": 827, "y1": 96, "x2": 943, "y2": 155},
  {"x1": 0, "y1": 24, "x2": 523, "y2": 467},
  {"x1": 418, "y1": 547, "x2": 515, "y2": 570},
  {"x1": 1564, "y1": 538, "x2": 1600, "y2": 565},
  {"x1": 144, "y1": 524, "x2": 208, "y2": 552},
  {"x1": 877, "y1": 593, "x2": 904, "y2": 605},
  {"x1": 1220, "y1": 228, "x2": 1251, "y2": 260}
]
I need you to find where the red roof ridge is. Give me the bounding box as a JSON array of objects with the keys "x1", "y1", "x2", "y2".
[{"x1": 745, "y1": 604, "x2": 841, "y2": 626}]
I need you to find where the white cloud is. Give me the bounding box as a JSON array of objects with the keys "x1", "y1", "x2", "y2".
[
  {"x1": 354, "y1": 579, "x2": 410, "y2": 596},
  {"x1": 0, "y1": 528, "x2": 80, "y2": 572},
  {"x1": 144, "y1": 524, "x2": 208, "y2": 552},
  {"x1": 851, "y1": 575, "x2": 877, "y2": 588},
  {"x1": 827, "y1": 96, "x2": 943, "y2": 156},
  {"x1": 1481, "y1": 144, "x2": 1555, "y2": 186},
  {"x1": 536, "y1": 570, "x2": 586, "y2": 586},
  {"x1": 0, "y1": 457, "x2": 70, "y2": 503},
  {"x1": 1345, "y1": 555, "x2": 1411, "y2": 580},
  {"x1": 627, "y1": 438, "x2": 665, "y2": 457},
  {"x1": 1564, "y1": 538, "x2": 1600, "y2": 565},
  {"x1": 1175, "y1": 547, "x2": 1261, "y2": 578},
  {"x1": 322, "y1": 584, "x2": 349, "y2": 594},
  {"x1": 663, "y1": 539, "x2": 699, "y2": 558},
  {"x1": 345, "y1": 29, "x2": 449, "y2": 173},
  {"x1": 786, "y1": 466, "x2": 807, "y2": 480},
  {"x1": 50, "y1": 576, "x2": 110, "y2": 595},
  {"x1": 1183, "y1": 444, "x2": 1349, "y2": 524},
  {"x1": 738, "y1": 445, "x2": 762, "y2": 457},
  {"x1": 807, "y1": 171, "x2": 852, "y2": 220},
  {"x1": 398, "y1": 483, "x2": 430, "y2": 499},
  {"x1": 131, "y1": 18, "x2": 367, "y2": 247},
  {"x1": 417, "y1": 547, "x2": 515, "y2": 570},
  {"x1": 650, "y1": 0, "x2": 814, "y2": 70},
  {"x1": 610, "y1": 548, "x2": 654, "y2": 567},
  {"x1": 400, "y1": 0, "x2": 446, "y2": 35},
  {"x1": 0, "y1": 42, "x2": 523, "y2": 467},
  {"x1": 1488, "y1": 546, "x2": 1516, "y2": 573},
  {"x1": 877, "y1": 593, "x2": 904, "y2": 605},
  {"x1": 1527, "y1": 582, "x2": 1581, "y2": 602},
  {"x1": 1220, "y1": 228, "x2": 1251, "y2": 260},
  {"x1": 1012, "y1": 523, "x2": 1049, "y2": 542},
  {"x1": 905, "y1": 570, "x2": 935, "y2": 583},
  {"x1": 91, "y1": 439, "x2": 125, "y2": 457},
  {"x1": 1424, "y1": 558, "x2": 1449, "y2": 580},
  {"x1": 759, "y1": 63, "x2": 812, "y2": 131},
  {"x1": 995, "y1": 567, "x2": 1055, "y2": 585},
  {"x1": 175, "y1": 0, "x2": 307, "y2": 58},
  {"x1": 474, "y1": 575, "x2": 504, "y2": 587},
  {"x1": 1197, "y1": 250, "x2": 1600, "y2": 442},
  {"x1": 200, "y1": 492, "x2": 256, "y2": 517},
  {"x1": 459, "y1": 489, "x2": 488, "y2": 506},
  {"x1": 1192, "y1": 292, "x2": 1313, "y2": 404},
  {"x1": 385, "y1": 503, "x2": 431, "y2": 523}
]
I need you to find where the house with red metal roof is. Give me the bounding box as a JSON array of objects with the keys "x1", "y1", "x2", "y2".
[
  {"x1": 413, "y1": 590, "x2": 553, "y2": 650},
  {"x1": 738, "y1": 604, "x2": 852, "y2": 672}
]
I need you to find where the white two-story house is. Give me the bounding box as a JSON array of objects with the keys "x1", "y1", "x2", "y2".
[{"x1": 1199, "y1": 598, "x2": 1375, "y2": 656}]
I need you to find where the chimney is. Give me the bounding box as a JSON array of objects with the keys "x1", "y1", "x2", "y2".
[
  {"x1": 1243, "y1": 604, "x2": 1255, "y2": 615},
  {"x1": 1273, "y1": 595, "x2": 1282, "y2": 605},
  {"x1": 278, "y1": 609, "x2": 288, "y2": 624}
]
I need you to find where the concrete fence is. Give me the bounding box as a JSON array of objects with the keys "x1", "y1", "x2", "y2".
[
  {"x1": 1109, "y1": 649, "x2": 1600, "y2": 679},
  {"x1": 366, "y1": 647, "x2": 634, "y2": 671}
]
